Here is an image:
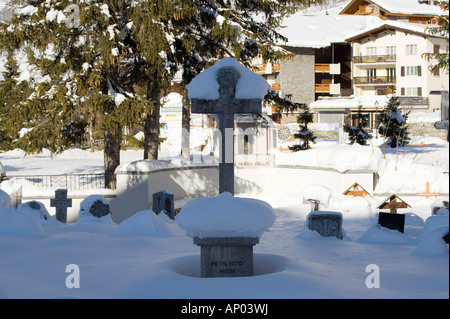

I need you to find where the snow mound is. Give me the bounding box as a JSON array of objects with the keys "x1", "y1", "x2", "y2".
[
  {"x1": 17, "y1": 201, "x2": 61, "y2": 226},
  {"x1": 357, "y1": 224, "x2": 414, "y2": 245},
  {"x1": 77, "y1": 195, "x2": 115, "y2": 224},
  {"x1": 112, "y1": 210, "x2": 172, "y2": 237},
  {"x1": 186, "y1": 57, "x2": 271, "y2": 100},
  {"x1": 338, "y1": 196, "x2": 377, "y2": 225},
  {"x1": 176, "y1": 192, "x2": 276, "y2": 238},
  {"x1": 303, "y1": 185, "x2": 332, "y2": 207},
  {"x1": 277, "y1": 144, "x2": 382, "y2": 172},
  {"x1": 0, "y1": 189, "x2": 11, "y2": 210},
  {"x1": 0, "y1": 207, "x2": 47, "y2": 238}
]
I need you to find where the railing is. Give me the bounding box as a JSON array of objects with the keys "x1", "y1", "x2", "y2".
[
  {"x1": 353, "y1": 55, "x2": 396, "y2": 63},
  {"x1": 5, "y1": 174, "x2": 105, "y2": 190},
  {"x1": 315, "y1": 84, "x2": 330, "y2": 92},
  {"x1": 315, "y1": 64, "x2": 330, "y2": 72},
  {"x1": 271, "y1": 83, "x2": 281, "y2": 91},
  {"x1": 353, "y1": 76, "x2": 396, "y2": 85}
]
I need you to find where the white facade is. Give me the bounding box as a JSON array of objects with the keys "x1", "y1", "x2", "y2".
[{"x1": 350, "y1": 23, "x2": 449, "y2": 112}]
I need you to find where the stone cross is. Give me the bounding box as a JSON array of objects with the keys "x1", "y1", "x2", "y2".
[
  {"x1": 50, "y1": 189, "x2": 72, "y2": 223},
  {"x1": 190, "y1": 67, "x2": 263, "y2": 194}
]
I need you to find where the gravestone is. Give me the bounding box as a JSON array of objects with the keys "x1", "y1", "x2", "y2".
[
  {"x1": 378, "y1": 212, "x2": 405, "y2": 233},
  {"x1": 89, "y1": 199, "x2": 110, "y2": 218},
  {"x1": 194, "y1": 237, "x2": 259, "y2": 277},
  {"x1": 152, "y1": 189, "x2": 175, "y2": 220},
  {"x1": 308, "y1": 212, "x2": 343, "y2": 239},
  {"x1": 189, "y1": 65, "x2": 263, "y2": 195},
  {"x1": 50, "y1": 189, "x2": 72, "y2": 223}
]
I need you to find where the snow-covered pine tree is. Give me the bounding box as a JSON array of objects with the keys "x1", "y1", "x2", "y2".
[
  {"x1": 378, "y1": 95, "x2": 410, "y2": 148},
  {"x1": 0, "y1": 0, "x2": 177, "y2": 188},
  {"x1": 289, "y1": 106, "x2": 316, "y2": 151},
  {"x1": 344, "y1": 105, "x2": 372, "y2": 145}
]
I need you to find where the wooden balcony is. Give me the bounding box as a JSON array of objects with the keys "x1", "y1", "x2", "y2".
[
  {"x1": 315, "y1": 84, "x2": 330, "y2": 92},
  {"x1": 353, "y1": 55, "x2": 396, "y2": 64},
  {"x1": 315, "y1": 64, "x2": 330, "y2": 72},
  {"x1": 271, "y1": 83, "x2": 281, "y2": 91},
  {"x1": 252, "y1": 63, "x2": 281, "y2": 74}
]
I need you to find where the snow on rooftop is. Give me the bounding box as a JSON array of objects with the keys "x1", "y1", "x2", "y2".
[
  {"x1": 310, "y1": 95, "x2": 390, "y2": 109},
  {"x1": 186, "y1": 57, "x2": 271, "y2": 100},
  {"x1": 366, "y1": 0, "x2": 449, "y2": 16},
  {"x1": 277, "y1": 12, "x2": 383, "y2": 48}
]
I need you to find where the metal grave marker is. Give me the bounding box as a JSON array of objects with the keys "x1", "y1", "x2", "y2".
[{"x1": 50, "y1": 189, "x2": 72, "y2": 223}]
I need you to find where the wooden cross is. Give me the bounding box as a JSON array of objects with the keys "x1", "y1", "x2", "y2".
[
  {"x1": 344, "y1": 183, "x2": 369, "y2": 197},
  {"x1": 50, "y1": 189, "x2": 72, "y2": 223},
  {"x1": 378, "y1": 194, "x2": 410, "y2": 214},
  {"x1": 416, "y1": 182, "x2": 440, "y2": 198},
  {"x1": 190, "y1": 67, "x2": 263, "y2": 194}
]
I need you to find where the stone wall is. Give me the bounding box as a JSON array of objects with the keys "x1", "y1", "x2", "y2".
[
  {"x1": 408, "y1": 122, "x2": 448, "y2": 139},
  {"x1": 281, "y1": 47, "x2": 315, "y2": 105}
]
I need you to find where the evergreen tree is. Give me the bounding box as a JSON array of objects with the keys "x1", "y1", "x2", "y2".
[
  {"x1": 423, "y1": 1, "x2": 449, "y2": 73},
  {"x1": 0, "y1": 0, "x2": 176, "y2": 187},
  {"x1": 378, "y1": 95, "x2": 410, "y2": 148},
  {"x1": 289, "y1": 106, "x2": 316, "y2": 151},
  {"x1": 344, "y1": 106, "x2": 372, "y2": 145}
]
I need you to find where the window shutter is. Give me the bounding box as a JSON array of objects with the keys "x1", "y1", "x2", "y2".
[
  {"x1": 417, "y1": 65, "x2": 422, "y2": 76},
  {"x1": 401, "y1": 66, "x2": 405, "y2": 76},
  {"x1": 418, "y1": 87, "x2": 422, "y2": 96},
  {"x1": 401, "y1": 88, "x2": 405, "y2": 95}
]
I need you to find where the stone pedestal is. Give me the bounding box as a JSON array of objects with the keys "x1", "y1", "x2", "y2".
[{"x1": 194, "y1": 237, "x2": 259, "y2": 278}]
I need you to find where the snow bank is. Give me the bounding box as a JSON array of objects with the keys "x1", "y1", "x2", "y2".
[
  {"x1": 0, "y1": 207, "x2": 47, "y2": 238},
  {"x1": 0, "y1": 189, "x2": 11, "y2": 210},
  {"x1": 112, "y1": 210, "x2": 171, "y2": 237},
  {"x1": 17, "y1": 201, "x2": 61, "y2": 226},
  {"x1": 176, "y1": 192, "x2": 276, "y2": 238},
  {"x1": 277, "y1": 144, "x2": 382, "y2": 173},
  {"x1": 357, "y1": 224, "x2": 414, "y2": 244},
  {"x1": 186, "y1": 57, "x2": 271, "y2": 100},
  {"x1": 303, "y1": 185, "x2": 332, "y2": 206}
]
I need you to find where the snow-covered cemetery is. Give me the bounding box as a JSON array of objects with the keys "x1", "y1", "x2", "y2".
[{"x1": 0, "y1": 0, "x2": 448, "y2": 304}]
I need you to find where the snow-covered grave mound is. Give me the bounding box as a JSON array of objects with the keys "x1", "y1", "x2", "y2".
[
  {"x1": 176, "y1": 192, "x2": 276, "y2": 238},
  {"x1": 112, "y1": 210, "x2": 172, "y2": 237},
  {"x1": 186, "y1": 57, "x2": 271, "y2": 100}
]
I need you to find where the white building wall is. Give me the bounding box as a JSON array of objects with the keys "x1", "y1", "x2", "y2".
[{"x1": 352, "y1": 28, "x2": 448, "y2": 108}]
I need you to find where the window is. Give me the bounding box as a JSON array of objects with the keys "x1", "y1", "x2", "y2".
[
  {"x1": 403, "y1": 65, "x2": 422, "y2": 76},
  {"x1": 406, "y1": 87, "x2": 423, "y2": 96},
  {"x1": 367, "y1": 47, "x2": 377, "y2": 56},
  {"x1": 387, "y1": 68, "x2": 395, "y2": 82},
  {"x1": 405, "y1": 44, "x2": 417, "y2": 55},
  {"x1": 386, "y1": 46, "x2": 396, "y2": 56},
  {"x1": 367, "y1": 68, "x2": 377, "y2": 83}
]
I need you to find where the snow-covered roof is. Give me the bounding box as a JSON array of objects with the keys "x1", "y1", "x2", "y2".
[
  {"x1": 345, "y1": 19, "x2": 443, "y2": 41},
  {"x1": 277, "y1": 13, "x2": 384, "y2": 48},
  {"x1": 339, "y1": 0, "x2": 448, "y2": 16}
]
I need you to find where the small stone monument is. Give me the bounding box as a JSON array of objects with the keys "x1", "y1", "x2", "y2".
[
  {"x1": 187, "y1": 57, "x2": 269, "y2": 195},
  {"x1": 152, "y1": 189, "x2": 175, "y2": 220},
  {"x1": 176, "y1": 192, "x2": 275, "y2": 278},
  {"x1": 50, "y1": 189, "x2": 72, "y2": 223},
  {"x1": 307, "y1": 211, "x2": 343, "y2": 239}
]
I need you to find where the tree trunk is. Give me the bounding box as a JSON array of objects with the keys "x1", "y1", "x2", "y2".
[
  {"x1": 104, "y1": 126, "x2": 121, "y2": 189},
  {"x1": 181, "y1": 87, "x2": 191, "y2": 160},
  {"x1": 144, "y1": 89, "x2": 161, "y2": 160}
]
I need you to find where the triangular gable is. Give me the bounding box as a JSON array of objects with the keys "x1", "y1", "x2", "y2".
[{"x1": 343, "y1": 182, "x2": 371, "y2": 197}]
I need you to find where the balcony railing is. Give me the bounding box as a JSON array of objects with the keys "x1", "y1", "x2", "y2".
[
  {"x1": 353, "y1": 55, "x2": 397, "y2": 63},
  {"x1": 315, "y1": 84, "x2": 330, "y2": 92},
  {"x1": 315, "y1": 64, "x2": 330, "y2": 72},
  {"x1": 353, "y1": 76, "x2": 396, "y2": 85}
]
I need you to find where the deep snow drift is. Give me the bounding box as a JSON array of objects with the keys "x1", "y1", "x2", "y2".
[{"x1": 0, "y1": 138, "x2": 448, "y2": 299}]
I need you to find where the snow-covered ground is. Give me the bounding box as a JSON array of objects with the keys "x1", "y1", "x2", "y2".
[{"x1": 0, "y1": 137, "x2": 448, "y2": 300}]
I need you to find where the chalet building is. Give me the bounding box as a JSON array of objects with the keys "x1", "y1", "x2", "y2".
[{"x1": 255, "y1": 0, "x2": 448, "y2": 136}]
